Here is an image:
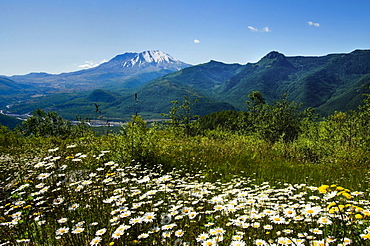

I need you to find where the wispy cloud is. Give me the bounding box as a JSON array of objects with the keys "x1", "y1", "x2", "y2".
[
  {"x1": 307, "y1": 21, "x2": 320, "y2": 27},
  {"x1": 248, "y1": 26, "x2": 259, "y2": 32},
  {"x1": 193, "y1": 39, "x2": 200, "y2": 44},
  {"x1": 248, "y1": 26, "x2": 271, "y2": 32},
  {"x1": 78, "y1": 59, "x2": 108, "y2": 69},
  {"x1": 262, "y1": 27, "x2": 271, "y2": 32}
]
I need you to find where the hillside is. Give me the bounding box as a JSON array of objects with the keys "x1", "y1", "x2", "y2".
[
  {"x1": 216, "y1": 50, "x2": 370, "y2": 115},
  {"x1": 3, "y1": 49, "x2": 370, "y2": 119},
  {"x1": 0, "y1": 114, "x2": 22, "y2": 129},
  {"x1": 0, "y1": 76, "x2": 43, "y2": 108}
]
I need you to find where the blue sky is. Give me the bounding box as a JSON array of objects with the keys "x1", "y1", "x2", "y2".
[{"x1": 2, "y1": 0, "x2": 370, "y2": 75}]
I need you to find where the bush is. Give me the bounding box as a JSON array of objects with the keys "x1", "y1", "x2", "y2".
[
  {"x1": 0, "y1": 125, "x2": 20, "y2": 149},
  {"x1": 245, "y1": 91, "x2": 316, "y2": 143}
]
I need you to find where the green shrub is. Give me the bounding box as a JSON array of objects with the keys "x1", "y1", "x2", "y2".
[{"x1": 18, "y1": 109, "x2": 93, "y2": 139}]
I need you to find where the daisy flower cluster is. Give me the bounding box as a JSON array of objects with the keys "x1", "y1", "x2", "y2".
[{"x1": 0, "y1": 145, "x2": 370, "y2": 245}]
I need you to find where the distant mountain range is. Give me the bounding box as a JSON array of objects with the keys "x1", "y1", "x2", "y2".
[
  {"x1": 7, "y1": 50, "x2": 191, "y2": 92},
  {"x1": 1, "y1": 49, "x2": 370, "y2": 122}
]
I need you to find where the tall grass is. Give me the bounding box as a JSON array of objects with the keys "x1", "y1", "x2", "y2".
[
  {"x1": 1, "y1": 121, "x2": 370, "y2": 245},
  {"x1": 1, "y1": 141, "x2": 370, "y2": 245}
]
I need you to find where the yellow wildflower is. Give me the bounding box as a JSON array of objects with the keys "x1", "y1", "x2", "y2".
[
  {"x1": 318, "y1": 185, "x2": 329, "y2": 193},
  {"x1": 327, "y1": 202, "x2": 336, "y2": 209},
  {"x1": 355, "y1": 214, "x2": 363, "y2": 219},
  {"x1": 342, "y1": 192, "x2": 352, "y2": 199}
]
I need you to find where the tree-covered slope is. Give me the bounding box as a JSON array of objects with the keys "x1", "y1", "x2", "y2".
[
  {"x1": 215, "y1": 50, "x2": 370, "y2": 116},
  {"x1": 216, "y1": 51, "x2": 299, "y2": 108},
  {"x1": 4, "y1": 49, "x2": 370, "y2": 119},
  {"x1": 0, "y1": 114, "x2": 22, "y2": 129},
  {"x1": 105, "y1": 77, "x2": 237, "y2": 118}
]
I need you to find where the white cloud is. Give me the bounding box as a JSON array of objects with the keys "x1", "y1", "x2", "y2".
[
  {"x1": 308, "y1": 21, "x2": 320, "y2": 27},
  {"x1": 262, "y1": 26, "x2": 271, "y2": 32},
  {"x1": 78, "y1": 59, "x2": 108, "y2": 69},
  {"x1": 248, "y1": 26, "x2": 271, "y2": 32},
  {"x1": 78, "y1": 61, "x2": 95, "y2": 69},
  {"x1": 193, "y1": 39, "x2": 200, "y2": 44},
  {"x1": 248, "y1": 26, "x2": 258, "y2": 32}
]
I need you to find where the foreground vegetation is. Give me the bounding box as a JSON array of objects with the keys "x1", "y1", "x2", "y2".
[{"x1": 1, "y1": 93, "x2": 370, "y2": 245}]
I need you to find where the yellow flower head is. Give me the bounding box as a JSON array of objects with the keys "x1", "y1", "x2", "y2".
[
  {"x1": 355, "y1": 214, "x2": 363, "y2": 219},
  {"x1": 342, "y1": 192, "x2": 352, "y2": 199},
  {"x1": 351, "y1": 206, "x2": 363, "y2": 212},
  {"x1": 318, "y1": 185, "x2": 329, "y2": 193},
  {"x1": 327, "y1": 202, "x2": 336, "y2": 209}
]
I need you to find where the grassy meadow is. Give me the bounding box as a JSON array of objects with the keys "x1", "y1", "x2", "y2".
[{"x1": 1, "y1": 95, "x2": 370, "y2": 245}]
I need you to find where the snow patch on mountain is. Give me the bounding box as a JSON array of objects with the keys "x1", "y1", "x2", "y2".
[
  {"x1": 71, "y1": 50, "x2": 191, "y2": 75},
  {"x1": 121, "y1": 50, "x2": 184, "y2": 68}
]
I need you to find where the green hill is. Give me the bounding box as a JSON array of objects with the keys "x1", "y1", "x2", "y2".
[
  {"x1": 216, "y1": 50, "x2": 370, "y2": 116},
  {"x1": 5, "y1": 49, "x2": 370, "y2": 119},
  {"x1": 87, "y1": 89, "x2": 122, "y2": 103},
  {"x1": 0, "y1": 114, "x2": 22, "y2": 129}
]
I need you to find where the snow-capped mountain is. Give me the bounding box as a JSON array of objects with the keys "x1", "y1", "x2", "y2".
[
  {"x1": 9, "y1": 50, "x2": 191, "y2": 91},
  {"x1": 95, "y1": 50, "x2": 190, "y2": 72},
  {"x1": 122, "y1": 50, "x2": 186, "y2": 68}
]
